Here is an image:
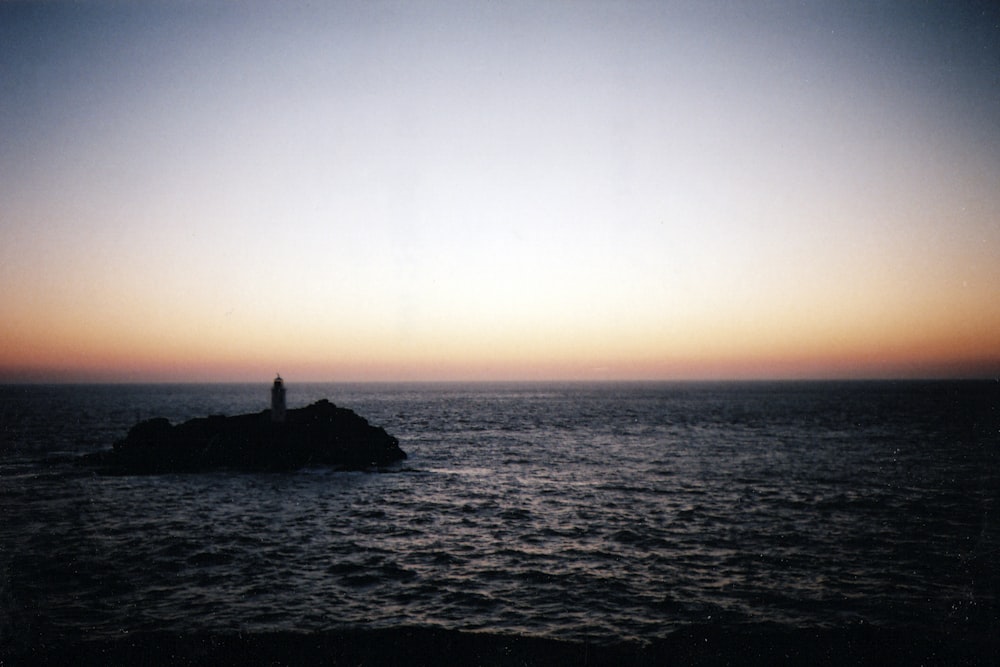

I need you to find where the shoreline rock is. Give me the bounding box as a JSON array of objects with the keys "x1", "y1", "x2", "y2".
[
  {"x1": 7, "y1": 624, "x2": 997, "y2": 666},
  {"x1": 82, "y1": 399, "x2": 406, "y2": 473}
]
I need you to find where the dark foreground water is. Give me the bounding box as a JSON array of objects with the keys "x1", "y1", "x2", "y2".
[{"x1": 1, "y1": 381, "x2": 998, "y2": 664}]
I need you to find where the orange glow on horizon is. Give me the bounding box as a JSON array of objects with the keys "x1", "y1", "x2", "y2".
[
  {"x1": 3, "y1": 257, "x2": 1000, "y2": 382},
  {"x1": 2, "y1": 311, "x2": 998, "y2": 382}
]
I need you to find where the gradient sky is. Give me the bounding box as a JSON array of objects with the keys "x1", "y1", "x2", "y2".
[{"x1": 2, "y1": 1, "x2": 999, "y2": 382}]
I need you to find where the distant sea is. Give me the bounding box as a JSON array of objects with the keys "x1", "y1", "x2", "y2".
[{"x1": 2, "y1": 381, "x2": 998, "y2": 664}]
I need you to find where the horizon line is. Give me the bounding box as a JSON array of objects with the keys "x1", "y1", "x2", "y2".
[{"x1": 2, "y1": 376, "x2": 997, "y2": 386}]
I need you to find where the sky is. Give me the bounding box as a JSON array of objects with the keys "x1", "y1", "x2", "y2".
[{"x1": 1, "y1": 1, "x2": 999, "y2": 382}]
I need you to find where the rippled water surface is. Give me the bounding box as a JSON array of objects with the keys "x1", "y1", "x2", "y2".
[{"x1": 2, "y1": 381, "x2": 998, "y2": 644}]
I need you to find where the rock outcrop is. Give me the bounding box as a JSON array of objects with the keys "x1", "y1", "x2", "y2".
[{"x1": 83, "y1": 399, "x2": 406, "y2": 473}]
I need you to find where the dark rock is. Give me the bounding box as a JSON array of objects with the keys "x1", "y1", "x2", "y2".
[{"x1": 82, "y1": 399, "x2": 406, "y2": 473}]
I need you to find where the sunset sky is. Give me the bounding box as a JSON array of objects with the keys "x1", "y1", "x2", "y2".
[{"x1": 2, "y1": 1, "x2": 999, "y2": 382}]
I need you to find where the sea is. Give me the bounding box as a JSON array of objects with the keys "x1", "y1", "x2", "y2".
[{"x1": 1, "y1": 380, "x2": 998, "y2": 663}]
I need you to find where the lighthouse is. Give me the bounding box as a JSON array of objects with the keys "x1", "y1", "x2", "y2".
[{"x1": 271, "y1": 375, "x2": 286, "y2": 423}]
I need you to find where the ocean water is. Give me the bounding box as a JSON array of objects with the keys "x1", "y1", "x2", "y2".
[{"x1": 1, "y1": 381, "x2": 998, "y2": 652}]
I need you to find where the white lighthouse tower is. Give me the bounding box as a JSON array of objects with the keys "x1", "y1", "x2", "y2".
[{"x1": 271, "y1": 374, "x2": 286, "y2": 423}]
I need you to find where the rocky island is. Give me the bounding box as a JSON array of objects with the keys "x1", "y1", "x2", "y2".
[{"x1": 83, "y1": 377, "x2": 406, "y2": 473}]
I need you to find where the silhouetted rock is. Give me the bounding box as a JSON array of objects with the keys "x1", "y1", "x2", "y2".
[{"x1": 82, "y1": 399, "x2": 406, "y2": 473}]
